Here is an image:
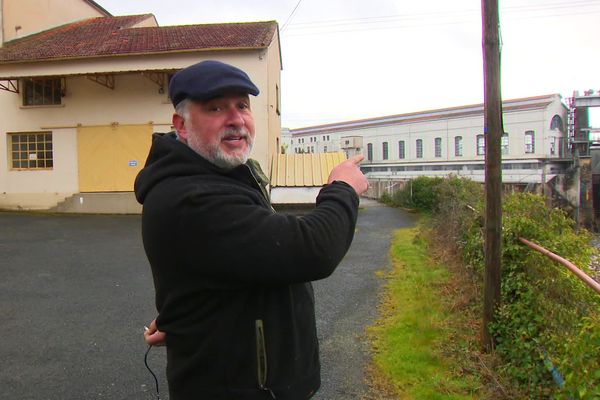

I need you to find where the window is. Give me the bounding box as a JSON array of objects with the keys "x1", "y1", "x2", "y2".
[
  {"x1": 434, "y1": 137, "x2": 442, "y2": 157},
  {"x1": 9, "y1": 132, "x2": 53, "y2": 169},
  {"x1": 345, "y1": 140, "x2": 350, "y2": 145},
  {"x1": 382, "y1": 142, "x2": 389, "y2": 160},
  {"x1": 454, "y1": 136, "x2": 463, "y2": 156},
  {"x1": 550, "y1": 115, "x2": 564, "y2": 132},
  {"x1": 398, "y1": 140, "x2": 405, "y2": 159},
  {"x1": 550, "y1": 136, "x2": 557, "y2": 155},
  {"x1": 416, "y1": 139, "x2": 423, "y2": 158},
  {"x1": 525, "y1": 130, "x2": 535, "y2": 153},
  {"x1": 23, "y1": 78, "x2": 62, "y2": 106},
  {"x1": 367, "y1": 143, "x2": 373, "y2": 161},
  {"x1": 476, "y1": 134, "x2": 485, "y2": 155},
  {"x1": 501, "y1": 132, "x2": 509, "y2": 155},
  {"x1": 324, "y1": 146, "x2": 328, "y2": 152}
]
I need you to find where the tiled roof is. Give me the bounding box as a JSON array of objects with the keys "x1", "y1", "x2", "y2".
[
  {"x1": 0, "y1": 15, "x2": 277, "y2": 63},
  {"x1": 270, "y1": 153, "x2": 347, "y2": 187}
]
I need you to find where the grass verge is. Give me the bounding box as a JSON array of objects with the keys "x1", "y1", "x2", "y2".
[{"x1": 365, "y1": 226, "x2": 506, "y2": 399}]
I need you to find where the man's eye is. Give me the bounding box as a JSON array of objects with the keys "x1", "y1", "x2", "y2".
[{"x1": 209, "y1": 106, "x2": 222, "y2": 112}]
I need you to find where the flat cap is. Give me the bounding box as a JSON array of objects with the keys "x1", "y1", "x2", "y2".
[{"x1": 169, "y1": 60, "x2": 259, "y2": 106}]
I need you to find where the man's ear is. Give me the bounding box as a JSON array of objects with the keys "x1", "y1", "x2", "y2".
[{"x1": 172, "y1": 113, "x2": 188, "y2": 143}]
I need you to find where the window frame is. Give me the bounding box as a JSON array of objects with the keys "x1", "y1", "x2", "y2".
[
  {"x1": 8, "y1": 132, "x2": 54, "y2": 170},
  {"x1": 382, "y1": 142, "x2": 389, "y2": 160},
  {"x1": 398, "y1": 140, "x2": 405, "y2": 159},
  {"x1": 501, "y1": 132, "x2": 509, "y2": 155},
  {"x1": 22, "y1": 77, "x2": 63, "y2": 106},
  {"x1": 525, "y1": 130, "x2": 535, "y2": 154},
  {"x1": 454, "y1": 136, "x2": 463, "y2": 157},
  {"x1": 476, "y1": 134, "x2": 485, "y2": 156},
  {"x1": 416, "y1": 139, "x2": 423, "y2": 158},
  {"x1": 434, "y1": 137, "x2": 442, "y2": 158},
  {"x1": 367, "y1": 143, "x2": 373, "y2": 161}
]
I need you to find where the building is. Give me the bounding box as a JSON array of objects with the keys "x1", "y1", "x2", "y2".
[
  {"x1": 288, "y1": 94, "x2": 570, "y2": 186},
  {"x1": 0, "y1": 0, "x2": 282, "y2": 211}
]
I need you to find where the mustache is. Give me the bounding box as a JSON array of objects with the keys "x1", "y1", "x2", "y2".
[{"x1": 220, "y1": 128, "x2": 251, "y2": 140}]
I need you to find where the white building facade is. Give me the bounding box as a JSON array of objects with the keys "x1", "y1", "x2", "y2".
[{"x1": 287, "y1": 94, "x2": 570, "y2": 185}]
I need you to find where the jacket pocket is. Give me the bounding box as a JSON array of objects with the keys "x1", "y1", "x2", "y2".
[{"x1": 255, "y1": 319, "x2": 268, "y2": 388}]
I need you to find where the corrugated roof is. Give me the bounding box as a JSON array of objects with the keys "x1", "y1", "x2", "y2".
[
  {"x1": 271, "y1": 153, "x2": 347, "y2": 187},
  {"x1": 0, "y1": 15, "x2": 277, "y2": 63}
]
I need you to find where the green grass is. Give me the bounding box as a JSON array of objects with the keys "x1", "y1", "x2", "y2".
[{"x1": 367, "y1": 227, "x2": 484, "y2": 399}]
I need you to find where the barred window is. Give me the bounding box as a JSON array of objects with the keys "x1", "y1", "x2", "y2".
[
  {"x1": 367, "y1": 143, "x2": 373, "y2": 161},
  {"x1": 501, "y1": 132, "x2": 509, "y2": 155},
  {"x1": 398, "y1": 140, "x2": 405, "y2": 159},
  {"x1": 9, "y1": 132, "x2": 53, "y2": 169},
  {"x1": 416, "y1": 139, "x2": 423, "y2": 158},
  {"x1": 434, "y1": 137, "x2": 442, "y2": 157},
  {"x1": 525, "y1": 130, "x2": 535, "y2": 153},
  {"x1": 382, "y1": 142, "x2": 389, "y2": 160},
  {"x1": 477, "y1": 134, "x2": 485, "y2": 155},
  {"x1": 23, "y1": 78, "x2": 62, "y2": 106},
  {"x1": 454, "y1": 136, "x2": 463, "y2": 156}
]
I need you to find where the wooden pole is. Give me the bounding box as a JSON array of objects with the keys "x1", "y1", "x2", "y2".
[{"x1": 481, "y1": 0, "x2": 503, "y2": 352}]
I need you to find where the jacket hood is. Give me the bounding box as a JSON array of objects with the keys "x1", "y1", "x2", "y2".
[{"x1": 134, "y1": 132, "x2": 232, "y2": 204}]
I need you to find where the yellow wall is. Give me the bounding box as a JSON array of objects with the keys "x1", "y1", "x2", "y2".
[{"x1": 2, "y1": 0, "x2": 107, "y2": 43}]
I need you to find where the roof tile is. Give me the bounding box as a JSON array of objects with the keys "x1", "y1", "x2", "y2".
[{"x1": 0, "y1": 15, "x2": 277, "y2": 62}]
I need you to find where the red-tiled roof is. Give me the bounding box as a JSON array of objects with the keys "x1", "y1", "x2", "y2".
[{"x1": 0, "y1": 15, "x2": 277, "y2": 63}]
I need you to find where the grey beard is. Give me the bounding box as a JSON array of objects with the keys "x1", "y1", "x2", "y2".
[{"x1": 187, "y1": 128, "x2": 253, "y2": 170}]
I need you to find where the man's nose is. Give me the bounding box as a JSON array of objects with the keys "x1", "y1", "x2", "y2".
[{"x1": 225, "y1": 107, "x2": 245, "y2": 127}]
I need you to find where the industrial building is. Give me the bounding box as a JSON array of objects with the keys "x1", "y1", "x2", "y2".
[{"x1": 284, "y1": 92, "x2": 600, "y2": 229}]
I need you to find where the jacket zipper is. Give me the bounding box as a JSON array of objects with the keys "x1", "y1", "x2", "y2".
[{"x1": 256, "y1": 319, "x2": 276, "y2": 398}]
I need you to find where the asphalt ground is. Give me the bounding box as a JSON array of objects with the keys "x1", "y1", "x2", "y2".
[{"x1": 1, "y1": 199, "x2": 415, "y2": 400}]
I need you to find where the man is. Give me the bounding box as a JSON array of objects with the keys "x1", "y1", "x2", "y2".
[{"x1": 135, "y1": 60, "x2": 368, "y2": 399}]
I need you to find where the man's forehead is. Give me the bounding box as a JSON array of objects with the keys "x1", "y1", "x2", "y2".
[{"x1": 195, "y1": 92, "x2": 250, "y2": 103}]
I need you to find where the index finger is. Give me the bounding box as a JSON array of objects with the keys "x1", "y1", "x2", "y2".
[{"x1": 349, "y1": 154, "x2": 364, "y2": 164}]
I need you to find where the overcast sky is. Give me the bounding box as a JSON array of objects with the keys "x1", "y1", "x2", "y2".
[{"x1": 97, "y1": 0, "x2": 600, "y2": 128}]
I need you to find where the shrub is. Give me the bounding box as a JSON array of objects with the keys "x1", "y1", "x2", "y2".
[{"x1": 389, "y1": 178, "x2": 600, "y2": 398}]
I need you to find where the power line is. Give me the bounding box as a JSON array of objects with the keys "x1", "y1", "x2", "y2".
[
  {"x1": 281, "y1": 0, "x2": 600, "y2": 36},
  {"x1": 281, "y1": 0, "x2": 304, "y2": 32}
]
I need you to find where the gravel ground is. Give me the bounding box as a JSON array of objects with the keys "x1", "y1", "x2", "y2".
[{"x1": 0, "y1": 200, "x2": 416, "y2": 400}]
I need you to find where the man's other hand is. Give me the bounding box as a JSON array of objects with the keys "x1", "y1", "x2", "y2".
[
  {"x1": 144, "y1": 318, "x2": 166, "y2": 346},
  {"x1": 327, "y1": 155, "x2": 368, "y2": 195}
]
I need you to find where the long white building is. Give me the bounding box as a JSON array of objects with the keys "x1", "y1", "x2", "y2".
[{"x1": 285, "y1": 94, "x2": 569, "y2": 185}]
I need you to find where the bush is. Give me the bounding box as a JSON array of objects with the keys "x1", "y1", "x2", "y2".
[{"x1": 387, "y1": 178, "x2": 600, "y2": 398}]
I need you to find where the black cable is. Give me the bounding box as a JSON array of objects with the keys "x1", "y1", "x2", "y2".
[{"x1": 144, "y1": 345, "x2": 161, "y2": 400}]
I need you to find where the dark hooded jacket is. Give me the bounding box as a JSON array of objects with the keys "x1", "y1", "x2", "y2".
[{"x1": 134, "y1": 133, "x2": 359, "y2": 400}]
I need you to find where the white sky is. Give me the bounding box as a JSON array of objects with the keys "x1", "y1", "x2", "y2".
[{"x1": 96, "y1": 0, "x2": 600, "y2": 128}]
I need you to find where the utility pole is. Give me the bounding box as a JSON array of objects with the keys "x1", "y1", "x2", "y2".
[{"x1": 481, "y1": 0, "x2": 503, "y2": 352}]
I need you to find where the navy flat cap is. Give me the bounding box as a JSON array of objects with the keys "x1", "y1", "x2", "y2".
[{"x1": 169, "y1": 60, "x2": 260, "y2": 106}]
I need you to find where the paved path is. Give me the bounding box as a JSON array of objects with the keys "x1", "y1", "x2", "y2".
[
  {"x1": 0, "y1": 200, "x2": 415, "y2": 400},
  {"x1": 313, "y1": 199, "x2": 416, "y2": 399}
]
